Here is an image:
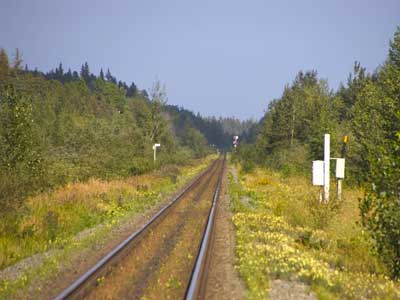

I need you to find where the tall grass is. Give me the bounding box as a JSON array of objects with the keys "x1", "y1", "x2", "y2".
[
  {"x1": 230, "y1": 164, "x2": 399, "y2": 299},
  {"x1": 0, "y1": 155, "x2": 215, "y2": 270}
]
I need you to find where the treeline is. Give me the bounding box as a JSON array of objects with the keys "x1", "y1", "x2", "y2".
[
  {"x1": 0, "y1": 49, "x2": 246, "y2": 215},
  {"x1": 165, "y1": 106, "x2": 257, "y2": 150},
  {"x1": 234, "y1": 28, "x2": 400, "y2": 277}
]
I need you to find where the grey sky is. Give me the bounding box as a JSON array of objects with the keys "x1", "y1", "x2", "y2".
[{"x1": 1, "y1": 0, "x2": 399, "y2": 119}]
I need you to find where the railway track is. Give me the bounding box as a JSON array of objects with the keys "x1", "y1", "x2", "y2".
[{"x1": 54, "y1": 155, "x2": 225, "y2": 300}]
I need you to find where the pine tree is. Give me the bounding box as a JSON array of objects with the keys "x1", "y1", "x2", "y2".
[
  {"x1": 99, "y1": 68, "x2": 105, "y2": 81},
  {"x1": 12, "y1": 48, "x2": 23, "y2": 70},
  {"x1": 72, "y1": 71, "x2": 79, "y2": 80},
  {"x1": 0, "y1": 48, "x2": 10, "y2": 83},
  {"x1": 57, "y1": 62, "x2": 64, "y2": 75},
  {"x1": 106, "y1": 68, "x2": 116, "y2": 84},
  {"x1": 0, "y1": 48, "x2": 9, "y2": 68},
  {"x1": 55, "y1": 62, "x2": 64, "y2": 81},
  {"x1": 127, "y1": 82, "x2": 137, "y2": 97},
  {"x1": 80, "y1": 62, "x2": 90, "y2": 81},
  {"x1": 65, "y1": 68, "x2": 73, "y2": 82}
]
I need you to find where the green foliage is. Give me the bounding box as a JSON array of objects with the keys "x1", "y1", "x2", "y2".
[
  {"x1": 0, "y1": 86, "x2": 46, "y2": 209},
  {"x1": 248, "y1": 70, "x2": 340, "y2": 176},
  {"x1": 230, "y1": 166, "x2": 396, "y2": 300},
  {"x1": 0, "y1": 49, "x2": 10, "y2": 83},
  {"x1": 0, "y1": 51, "x2": 220, "y2": 217},
  {"x1": 0, "y1": 155, "x2": 213, "y2": 275},
  {"x1": 236, "y1": 27, "x2": 400, "y2": 278},
  {"x1": 356, "y1": 35, "x2": 400, "y2": 276}
]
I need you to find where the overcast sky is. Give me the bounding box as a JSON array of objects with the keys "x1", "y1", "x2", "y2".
[{"x1": 1, "y1": 0, "x2": 399, "y2": 120}]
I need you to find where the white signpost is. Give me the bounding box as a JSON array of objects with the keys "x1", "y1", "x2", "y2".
[
  {"x1": 312, "y1": 134, "x2": 346, "y2": 203},
  {"x1": 336, "y1": 158, "x2": 345, "y2": 201},
  {"x1": 153, "y1": 143, "x2": 160, "y2": 162},
  {"x1": 233, "y1": 135, "x2": 239, "y2": 149},
  {"x1": 312, "y1": 160, "x2": 324, "y2": 202},
  {"x1": 324, "y1": 134, "x2": 330, "y2": 203},
  {"x1": 312, "y1": 160, "x2": 324, "y2": 186}
]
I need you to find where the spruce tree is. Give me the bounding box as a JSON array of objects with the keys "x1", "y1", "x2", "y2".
[
  {"x1": 12, "y1": 48, "x2": 23, "y2": 70},
  {"x1": 105, "y1": 68, "x2": 116, "y2": 84},
  {"x1": 0, "y1": 48, "x2": 10, "y2": 83},
  {"x1": 127, "y1": 82, "x2": 137, "y2": 97},
  {"x1": 80, "y1": 62, "x2": 90, "y2": 81},
  {"x1": 99, "y1": 68, "x2": 105, "y2": 81}
]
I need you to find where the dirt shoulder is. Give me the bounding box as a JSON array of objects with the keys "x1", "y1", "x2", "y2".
[
  {"x1": 204, "y1": 162, "x2": 246, "y2": 300},
  {"x1": 13, "y1": 165, "x2": 208, "y2": 300},
  {"x1": 27, "y1": 193, "x2": 180, "y2": 300}
]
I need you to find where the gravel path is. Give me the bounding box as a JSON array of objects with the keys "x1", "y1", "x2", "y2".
[
  {"x1": 269, "y1": 279, "x2": 316, "y2": 300},
  {"x1": 204, "y1": 163, "x2": 246, "y2": 300},
  {"x1": 0, "y1": 251, "x2": 55, "y2": 282}
]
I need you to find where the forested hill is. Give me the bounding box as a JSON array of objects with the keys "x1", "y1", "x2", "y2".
[
  {"x1": 165, "y1": 104, "x2": 257, "y2": 150},
  {"x1": 0, "y1": 50, "x2": 252, "y2": 210}
]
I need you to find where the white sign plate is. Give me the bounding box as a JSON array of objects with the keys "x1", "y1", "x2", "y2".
[
  {"x1": 336, "y1": 158, "x2": 345, "y2": 179},
  {"x1": 312, "y1": 160, "x2": 324, "y2": 186}
]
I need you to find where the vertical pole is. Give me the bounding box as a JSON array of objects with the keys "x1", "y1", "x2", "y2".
[
  {"x1": 324, "y1": 134, "x2": 330, "y2": 203},
  {"x1": 337, "y1": 179, "x2": 342, "y2": 201},
  {"x1": 153, "y1": 147, "x2": 156, "y2": 162}
]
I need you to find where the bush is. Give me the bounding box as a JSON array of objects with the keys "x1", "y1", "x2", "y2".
[{"x1": 359, "y1": 132, "x2": 400, "y2": 278}]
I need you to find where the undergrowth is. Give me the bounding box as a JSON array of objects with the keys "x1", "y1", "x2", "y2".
[
  {"x1": 0, "y1": 155, "x2": 216, "y2": 299},
  {"x1": 230, "y1": 164, "x2": 400, "y2": 300}
]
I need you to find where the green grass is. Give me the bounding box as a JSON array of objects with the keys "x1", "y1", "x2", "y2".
[{"x1": 229, "y1": 164, "x2": 400, "y2": 300}]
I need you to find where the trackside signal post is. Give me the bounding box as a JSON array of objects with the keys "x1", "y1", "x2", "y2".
[
  {"x1": 153, "y1": 143, "x2": 160, "y2": 162},
  {"x1": 233, "y1": 135, "x2": 239, "y2": 150},
  {"x1": 312, "y1": 134, "x2": 347, "y2": 203},
  {"x1": 336, "y1": 135, "x2": 348, "y2": 201},
  {"x1": 324, "y1": 134, "x2": 330, "y2": 203}
]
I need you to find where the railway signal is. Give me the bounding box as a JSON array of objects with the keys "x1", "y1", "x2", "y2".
[
  {"x1": 312, "y1": 134, "x2": 348, "y2": 202},
  {"x1": 153, "y1": 143, "x2": 160, "y2": 162},
  {"x1": 337, "y1": 135, "x2": 348, "y2": 200},
  {"x1": 233, "y1": 135, "x2": 239, "y2": 149},
  {"x1": 341, "y1": 135, "x2": 349, "y2": 158},
  {"x1": 311, "y1": 134, "x2": 331, "y2": 202}
]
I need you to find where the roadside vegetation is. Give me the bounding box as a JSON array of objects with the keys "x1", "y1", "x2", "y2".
[
  {"x1": 233, "y1": 26, "x2": 400, "y2": 287},
  {"x1": 0, "y1": 154, "x2": 215, "y2": 298},
  {"x1": 0, "y1": 50, "x2": 253, "y2": 218},
  {"x1": 230, "y1": 164, "x2": 400, "y2": 300},
  {"x1": 0, "y1": 41, "x2": 253, "y2": 298},
  {"x1": 0, "y1": 54, "x2": 213, "y2": 213}
]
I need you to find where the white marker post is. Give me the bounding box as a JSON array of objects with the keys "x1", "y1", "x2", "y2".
[
  {"x1": 312, "y1": 160, "x2": 324, "y2": 202},
  {"x1": 233, "y1": 135, "x2": 239, "y2": 150},
  {"x1": 336, "y1": 158, "x2": 345, "y2": 201},
  {"x1": 324, "y1": 134, "x2": 330, "y2": 203},
  {"x1": 153, "y1": 143, "x2": 160, "y2": 162}
]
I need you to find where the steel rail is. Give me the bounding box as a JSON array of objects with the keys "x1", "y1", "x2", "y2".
[
  {"x1": 185, "y1": 154, "x2": 225, "y2": 300},
  {"x1": 54, "y1": 158, "x2": 220, "y2": 300}
]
